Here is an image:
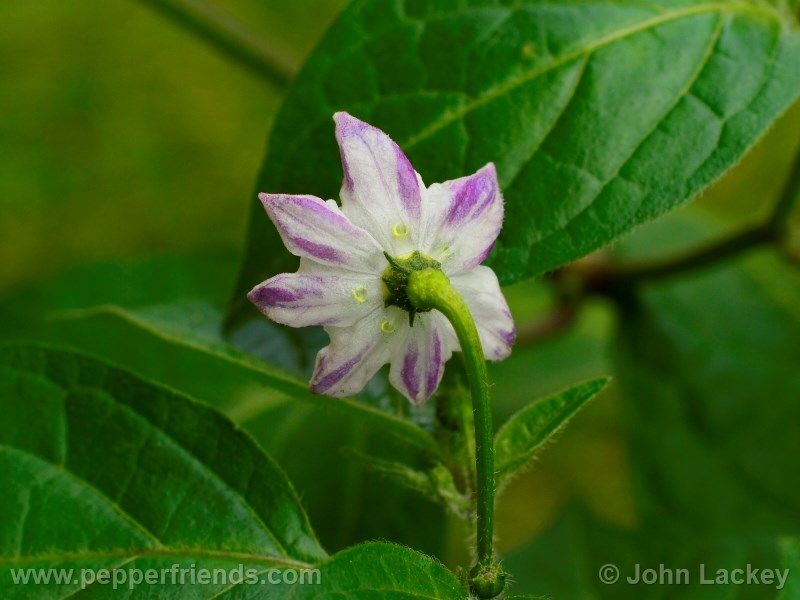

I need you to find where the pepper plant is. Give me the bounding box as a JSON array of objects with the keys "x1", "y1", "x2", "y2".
[{"x1": 1, "y1": 0, "x2": 799, "y2": 598}]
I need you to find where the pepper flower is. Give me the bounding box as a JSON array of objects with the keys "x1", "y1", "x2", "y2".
[{"x1": 248, "y1": 112, "x2": 515, "y2": 406}]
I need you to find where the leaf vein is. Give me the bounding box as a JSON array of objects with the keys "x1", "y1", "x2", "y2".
[
  {"x1": 399, "y1": 1, "x2": 779, "y2": 151},
  {"x1": 531, "y1": 11, "x2": 727, "y2": 256}
]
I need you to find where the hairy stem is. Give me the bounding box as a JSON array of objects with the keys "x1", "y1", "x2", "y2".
[
  {"x1": 134, "y1": 0, "x2": 297, "y2": 86},
  {"x1": 407, "y1": 269, "x2": 503, "y2": 597}
]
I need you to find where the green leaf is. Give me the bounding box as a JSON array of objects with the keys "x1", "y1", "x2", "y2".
[
  {"x1": 244, "y1": 404, "x2": 450, "y2": 559},
  {"x1": 346, "y1": 451, "x2": 471, "y2": 517},
  {"x1": 42, "y1": 295, "x2": 449, "y2": 556},
  {"x1": 494, "y1": 378, "x2": 609, "y2": 485},
  {"x1": 49, "y1": 300, "x2": 439, "y2": 459},
  {"x1": 616, "y1": 252, "x2": 800, "y2": 531},
  {"x1": 0, "y1": 344, "x2": 466, "y2": 598},
  {"x1": 228, "y1": 0, "x2": 800, "y2": 324},
  {"x1": 0, "y1": 254, "x2": 238, "y2": 342},
  {"x1": 300, "y1": 541, "x2": 465, "y2": 599},
  {"x1": 56, "y1": 304, "x2": 451, "y2": 558},
  {"x1": 0, "y1": 342, "x2": 325, "y2": 597}
]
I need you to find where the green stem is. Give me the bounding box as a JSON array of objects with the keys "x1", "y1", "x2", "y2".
[
  {"x1": 134, "y1": 0, "x2": 298, "y2": 86},
  {"x1": 407, "y1": 269, "x2": 504, "y2": 597},
  {"x1": 599, "y1": 224, "x2": 772, "y2": 288}
]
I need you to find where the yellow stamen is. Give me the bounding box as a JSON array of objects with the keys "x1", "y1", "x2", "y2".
[
  {"x1": 392, "y1": 223, "x2": 410, "y2": 238},
  {"x1": 380, "y1": 319, "x2": 397, "y2": 334},
  {"x1": 352, "y1": 285, "x2": 368, "y2": 304},
  {"x1": 436, "y1": 243, "x2": 454, "y2": 261}
]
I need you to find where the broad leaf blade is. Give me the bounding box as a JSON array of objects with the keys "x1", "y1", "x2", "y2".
[
  {"x1": 291, "y1": 541, "x2": 465, "y2": 600},
  {"x1": 495, "y1": 378, "x2": 609, "y2": 484},
  {"x1": 49, "y1": 301, "x2": 440, "y2": 459},
  {"x1": 0, "y1": 343, "x2": 326, "y2": 598},
  {"x1": 0, "y1": 254, "x2": 238, "y2": 342},
  {"x1": 44, "y1": 298, "x2": 449, "y2": 557},
  {"x1": 616, "y1": 252, "x2": 800, "y2": 531},
  {"x1": 229, "y1": 0, "x2": 800, "y2": 324},
  {"x1": 0, "y1": 344, "x2": 467, "y2": 598}
]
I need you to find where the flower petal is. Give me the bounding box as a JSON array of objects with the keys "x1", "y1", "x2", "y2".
[
  {"x1": 422, "y1": 163, "x2": 503, "y2": 273},
  {"x1": 389, "y1": 312, "x2": 455, "y2": 406},
  {"x1": 334, "y1": 112, "x2": 424, "y2": 254},
  {"x1": 248, "y1": 261, "x2": 384, "y2": 328},
  {"x1": 310, "y1": 307, "x2": 407, "y2": 398},
  {"x1": 259, "y1": 193, "x2": 383, "y2": 272},
  {"x1": 450, "y1": 266, "x2": 515, "y2": 361}
]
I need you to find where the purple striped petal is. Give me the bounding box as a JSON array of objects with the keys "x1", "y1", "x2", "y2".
[
  {"x1": 445, "y1": 167, "x2": 497, "y2": 226},
  {"x1": 334, "y1": 112, "x2": 423, "y2": 254},
  {"x1": 422, "y1": 163, "x2": 503, "y2": 274},
  {"x1": 450, "y1": 266, "x2": 515, "y2": 361},
  {"x1": 389, "y1": 313, "x2": 454, "y2": 406},
  {"x1": 259, "y1": 193, "x2": 383, "y2": 273},
  {"x1": 248, "y1": 268, "x2": 383, "y2": 328},
  {"x1": 313, "y1": 347, "x2": 370, "y2": 392},
  {"x1": 310, "y1": 308, "x2": 404, "y2": 398}
]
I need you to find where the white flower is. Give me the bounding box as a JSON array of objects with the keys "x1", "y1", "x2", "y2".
[{"x1": 248, "y1": 112, "x2": 515, "y2": 406}]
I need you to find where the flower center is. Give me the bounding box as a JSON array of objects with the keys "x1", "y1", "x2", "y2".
[{"x1": 381, "y1": 250, "x2": 442, "y2": 326}]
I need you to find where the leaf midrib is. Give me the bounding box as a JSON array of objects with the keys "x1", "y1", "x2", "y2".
[
  {"x1": 0, "y1": 547, "x2": 313, "y2": 569},
  {"x1": 49, "y1": 305, "x2": 440, "y2": 457},
  {"x1": 1, "y1": 367, "x2": 317, "y2": 566},
  {"x1": 399, "y1": 1, "x2": 783, "y2": 153},
  {"x1": 516, "y1": 11, "x2": 731, "y2": 256},
  {"x1": 0, "y1": 444, "x2": 161, "y2": 550},
  {"x1": 495, "y1": 379, "x2": 609, "y2": 478}
]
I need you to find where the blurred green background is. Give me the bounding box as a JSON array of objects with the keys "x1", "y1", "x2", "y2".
[
  {"x1": 2, "y1": 2, "x2": 799, "y2": 598},
  {"x1": 0, "y1": 0, "x2": 345, "y2": 293}
]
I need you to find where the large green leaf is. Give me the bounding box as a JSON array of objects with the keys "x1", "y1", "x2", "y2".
[
  {"x1": 282, "y1": 541, "x2": 465, "y2": 600},
  {"x1": 0, "y1": 254, "x2": 238, "y2": 342},
  {"x1": 616, "y1": 251, "x2": 800, "y2": 532},
  {"x1": 0, "y1": 343, "x2": 325, "y2": 598},
  {"x1": 228, "y1": 0, "x2": 800, "y2": 323},
  {"x1": 47, "y1": 301, "x2": 450, "y2": 557},
  {"x1": 2, "y1": 254, "x2": 448, "y2": 556},
  {"x1": 494, "y1": 378, "x2": 609, "y2": 486},
  {"x1": 0, "y1": 344, "x2": 466, "y2": 598},
  {"x1": 48, "y1": 300, "x2": 439, "y2": 459}
]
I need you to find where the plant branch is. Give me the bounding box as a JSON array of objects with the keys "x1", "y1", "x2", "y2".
[
  {"x1": 592, "y1": 224, "x2": 773, "y2": 291},
  {"x1": 515, "y1": 302, "x2": 580, "y2": 346},
  {"x1": 134, "y1": 0, "x2": 298, "y2": 86},
  {"x1": 589, "y1": 144, "x2": 800, "y2": 292}
]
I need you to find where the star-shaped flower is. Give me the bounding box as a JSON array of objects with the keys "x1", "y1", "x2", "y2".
[{"x1": 248, "y1": 112, "x2": 515, "y2": 406}]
